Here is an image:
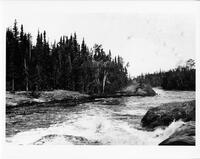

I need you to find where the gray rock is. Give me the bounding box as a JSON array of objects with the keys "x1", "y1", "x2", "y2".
[
  {"x1": 119, "y1": 82, "x2": 156, "y2": 97},
  {"x1": 159, "y1": 121, "x2": 195, "y2": 145},
  {"x1": 33, "y1": 134, "x2": 102, "y2": 145},
  {"x1": 141, "y1": 100, "x2": 195, "y2": 129},
  {"x1": 135, "y1": 84, "x2": 156, "y2": 96},
  {"x1": 101, "y1": 99, "x2": 120, "y2": 105}
]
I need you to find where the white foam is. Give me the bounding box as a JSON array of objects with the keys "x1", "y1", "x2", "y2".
[{"x1": 7, "y1": 117, "x2": 185, "y2": 145}]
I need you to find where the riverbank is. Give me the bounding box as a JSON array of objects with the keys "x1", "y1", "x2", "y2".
[
  {"x1": 6, "y1": 90, "x2": 90, "y2": 107},
  {"x1": 6, "y1": 82, "x2": 156, "y2": 107}
]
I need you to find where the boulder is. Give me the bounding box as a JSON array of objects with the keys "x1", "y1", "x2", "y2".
[
  {"x1": 136, "y1": 84, "x2": 156, "y2": 96},
  {"x1": 136, "y1": 88, "x2": 147, "y2": 96},
  {"x1": 141, "y1": 100, "x2": 195, "y2": 129},
  {"x1": 159, "y1": 121, "x2": 195, "y2": 145},
  {"x1": 119, "y1": 81, "x2": 156, "y2": 97},
  {"x1": 101, "y1": 99, "x2": 120, "y2": 105},
  {"x1": 33, "y1": 134, "x2": 102, "y2": 145}
]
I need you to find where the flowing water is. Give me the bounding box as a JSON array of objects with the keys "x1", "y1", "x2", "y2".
[{"x1": 6, "y1": 88, "x2": 195, "y2": 145}]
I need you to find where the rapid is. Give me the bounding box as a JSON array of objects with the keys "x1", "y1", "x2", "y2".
[{"x1": 6, "y1": 88, "x2": 195, "y2": 145}]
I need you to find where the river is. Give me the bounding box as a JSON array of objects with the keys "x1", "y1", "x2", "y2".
[{"x1": 6, "y1": 88, "x2": 195, "y2": 145}]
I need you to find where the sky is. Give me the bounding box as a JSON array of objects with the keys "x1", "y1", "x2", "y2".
[{"x1": 2, "y1": 1, "x2": 197, "y2": 77}]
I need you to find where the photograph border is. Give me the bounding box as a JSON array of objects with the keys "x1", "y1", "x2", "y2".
[{"x1": 1, "y1": 1, "x2": 200, "y2": 159}]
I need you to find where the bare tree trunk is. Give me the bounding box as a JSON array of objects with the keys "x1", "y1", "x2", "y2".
[
  {"x1": 102, "y1": 71, "x2": 108, "y2": 94},
  {"x1": 96, "y1": 79, "x2": 101, "y2": 94},
  {"x1": 12, "y1": 73, "x2": 14, "y2": 92},
  {"x1": 68, "y1": 54, "x2": 72, "y2": 72},
  {"x1": 36, "y1": 64, "x2": 40, "y2": 91},
  {"x1": 24, "y1": 58, "x2": 28, "y2": 91}
]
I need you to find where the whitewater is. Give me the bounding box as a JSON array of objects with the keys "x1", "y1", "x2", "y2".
[{"x1": 6, "y1": 88, "x2": 195, "y2": 145}]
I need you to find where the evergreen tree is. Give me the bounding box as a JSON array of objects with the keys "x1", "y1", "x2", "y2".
[
  {"x1": 6, "y1": 20, "x2": 129, "y2": 94},
  {"x1": 136, "y1": 59, "x2": 195, "y2": 91}
]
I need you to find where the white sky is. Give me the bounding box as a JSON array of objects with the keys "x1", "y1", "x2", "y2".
[{"x1": 2, "y1": 1, "x2": 197, "y2": 77}]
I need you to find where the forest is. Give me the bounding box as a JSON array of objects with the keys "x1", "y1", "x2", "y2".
[
  {"x1": 6, "y1": 20, "x2": 195, "y2": 94},
  {"x1": 6, "y1": 20, "x2": 129, "y2": 95},
  {"x1": 136, "y1": 59, "x2": 195, "y2": 91}
]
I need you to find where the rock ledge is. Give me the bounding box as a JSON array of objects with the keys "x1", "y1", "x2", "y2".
[{"x1": 141, "y1": 100, "x2": 195, "y2": 129}]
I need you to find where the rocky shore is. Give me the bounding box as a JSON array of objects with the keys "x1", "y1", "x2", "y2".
[
  {"x1": 6, "y1": 82, "x2": 156, "y2": 108},
  {"x1": 141, "y1": 100, "x2": 195, "y2": 145},
  {"x1": 6, "y1": 90, "x2": 90, "y2": 107}
]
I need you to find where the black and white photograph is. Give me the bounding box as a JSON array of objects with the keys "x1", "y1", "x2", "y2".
[{"x1": 1, "y1": 1, "x2": 200, "y2": 159}]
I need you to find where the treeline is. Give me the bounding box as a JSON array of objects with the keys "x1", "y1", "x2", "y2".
[
  {"x1": 6, "y1": 20, "x2": 129, "y2": 95},
  {"x1": 136, "y1": 59, "x2": 195, "y2": 91}
]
